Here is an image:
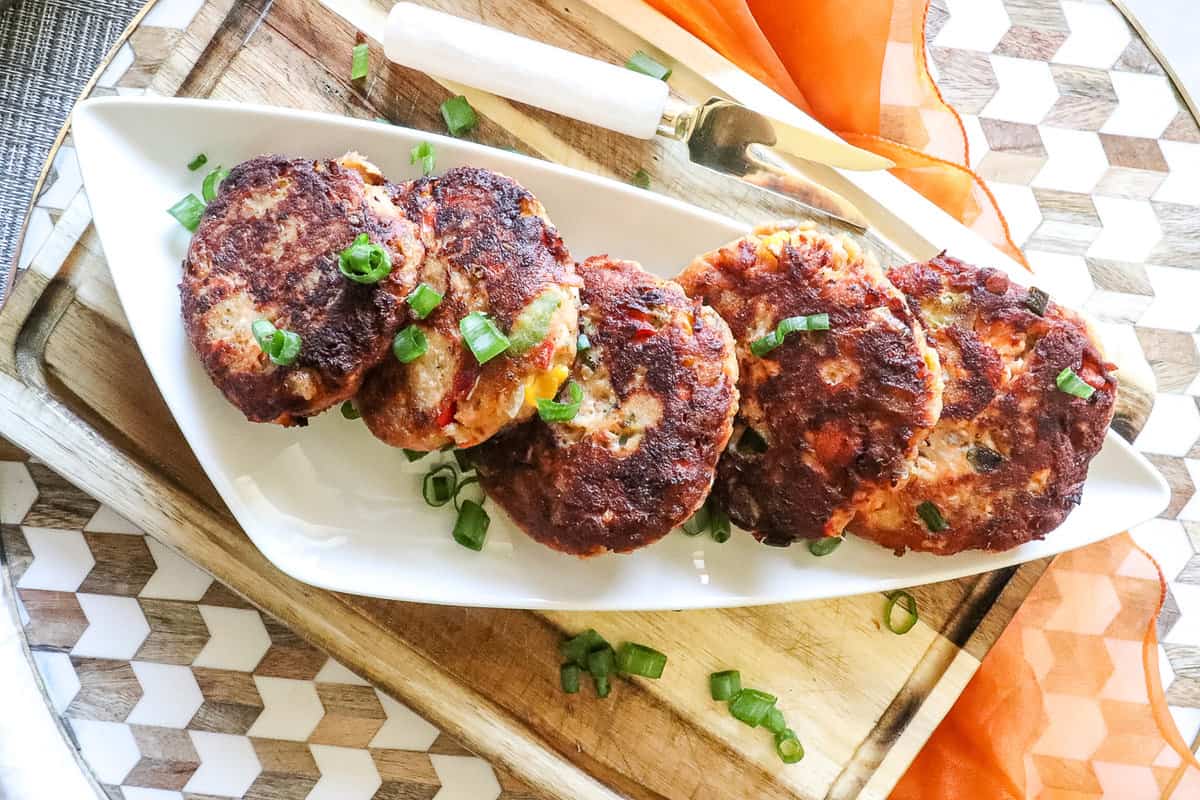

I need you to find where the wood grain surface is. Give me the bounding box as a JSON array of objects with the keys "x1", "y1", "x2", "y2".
[{"x1": 0, "y1": 0, "x2": 1163, "y2": 798}]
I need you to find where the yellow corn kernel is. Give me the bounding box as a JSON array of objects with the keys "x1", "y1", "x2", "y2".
[{"x1": 524, "y1": 364, "x2": 570, "y2": 407}]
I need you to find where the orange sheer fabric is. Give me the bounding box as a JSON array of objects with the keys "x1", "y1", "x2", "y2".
[
  {"x1": 644, "y1": 0, "x2": 1029, "y2": 267},
  {"x1": 892, "y1": 535, "x2": 1200, "y2": 799}
]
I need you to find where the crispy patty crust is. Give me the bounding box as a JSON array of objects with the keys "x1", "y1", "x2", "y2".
[
  {"x1": 180, "y1": 153, "x2": 423, "y2": 426},
  {"x1": 357, "y1": 167, "x2": 579, "y2": 450},
  {"x1": 472, "y1": 256, "x2": 738, "y2": 556},
  {"x1": 849, "y1": 254, "x2": 1117, "y2": 555},
  {"x1": 676, "y1": 222, "x2": 943, "y2": 545}
]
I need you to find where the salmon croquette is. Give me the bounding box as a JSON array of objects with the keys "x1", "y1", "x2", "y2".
[
  {"x1": 180, "y1": 153, "x2": 424, "y2": 426},
  {"x1": 471, "y1": 256, "x2": 739, "y2": 556},
  {"x1": 676, "y1": 222, "x2": 944, "y2": 545},
  {"x1": 849, "y1": 254, "x2": 1117, "y2": 555},
  {"x1": 357, "y1": 167, "x2": 579, "y2": 450}
]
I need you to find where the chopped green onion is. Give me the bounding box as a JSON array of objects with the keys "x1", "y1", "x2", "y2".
[
  {"x1": 250, "y1": 319, "x2": 301, "y2": 366},
  {"x1": 440, "y1": 95, "x2": 478, "y2": 137},
  {"x1": 763, "y1": 706, "x2": 787, "y2": 735},
  {"x1": 340, "y1": 401, "x2": 360, "y2": 420},
  {"x1": 1056, "y1": 366, "x2": 1096, "y2": 400},
  {"x1": 1024, "y1": 286, "x2": 1049, "y2": 316},
  {"x1": 576, "y1": 333, "x2": 591, "y2": 352},
  {"x1": 406, "y1": 283, "x2": 443, "y2": 319},
  {"x1": 187, "y1": 153, "x2": 207, "y2": 171},
  {"x1": 537, "y1": 381, "x2": 583, "y2": 423},
  {"x1": 560, "y1": 663, "x2": 580, "y2": 694},
  {"x1": 587, "y1": 646, "x2": 615, "y2": 678},
  {"x1": 711, "y1": 505, "x2": 731, "y2": 543},
  {"x1": 392, "y1": 326, "x2": 428, "y2": 363},
  {"x1": 452, "y1": 499, "x2": 489, "y2": 551},
  {"x1": 350, "y1": 42, "x2": 369, "y2": 80},
  {"x1": 775, "y1": 729, "x2": 804, "y2": 763},
  {"x1": 625, "y1": 51, "x2": 672, "y2": 81},
  {"x1": 453, "y1": 449, "x2": 474, "y2": 473},
  {"x1": 883, "y1": 590, "x2": 919, "y2": 635},
  {"x1": 728, "y1": 688, "x2": 777, "y2": 727},
  {"x1": 966, "y1": 445, "x2": 1003, "y2": 474},
  {"x1": 560, "y1": 629, "x2": 607, "y2": 668},
  {"x1": 682, "y1": 501, "x2": 711, "y2": 536},
  {"x1": 709, "y1": 670, "x2": 741, "y2": 701},
  {"x1": 631, "y1": 168, "x2": 651, "y2": 189},
  {"x1": 509, "y1": 290, "x2": 563, "y2": 354},
  {"x1": 751, "y1": 313, "x2": 831, "y2": 357},
  {"x1": 459, "y1": 312, "x2": 510, "y2": 364},
  {"x1": 593, "y1": 673, "x2": 611, "y2": 698},
  {"x1": 737, "y1": 427, "x2": 768, "y2": 454},
  {"x1": 422, "y1": 465, "x2": 456, "y2": 507},
  {"x1": 808, "y1": 536, "x2": 843, "y2": 557},
  {"x1": 916, "y1": 500, "x2": 949, "y2": 532},
  {"x1": 409, "y1": 141, "x2": 436, "y2": 176},
  {"x1": 403, "y1": 449, "x2": 428, "y2": 463},
  {"x1": 616, "y1": 643, "x2": 667, "y2": 679},
  {"x1": 453, "y1": 475, "x2": 484, "y2": 511},
  {"x1": 202, "y1": 166, "x2": 229, "y2": 203},
  {"x1": 338, "y1": 232, "x2": 392, "y2": 284},
  {"x1": 167, "y1": 193, "x2": 205, "y2": 232}
]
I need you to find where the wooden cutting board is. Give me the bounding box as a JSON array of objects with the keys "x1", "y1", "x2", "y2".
[{"x1": 0, "y1": 0, "x2": 1155, "y2": 798}]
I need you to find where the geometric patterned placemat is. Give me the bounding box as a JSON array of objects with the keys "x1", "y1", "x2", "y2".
[{"x1": 4, "y1": 0, "x2": 1200, "y2": 797}]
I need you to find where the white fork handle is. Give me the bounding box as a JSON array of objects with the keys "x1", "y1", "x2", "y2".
[{"x1": 384, "y1": 2, "x2": 669, "y2": 139}]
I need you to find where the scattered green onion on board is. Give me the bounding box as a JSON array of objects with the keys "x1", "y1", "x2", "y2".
[
  {"x1": 459, "y1": 312, "x2": 510, "y2": 364},
  {"x1": 616, "y1": 643, "x2": 668, "y2": 679},
  {"x1": 808, "y1": 536, "x2": 843, "y2": 557},
  {"x1": 916, "y1": 500, "x2": 949, "y2": 532},
  {"x1": 406, "y1": 283, "x2": 443, "y2": 319},
  {"x1": 338, "y1": 233, "x2": 392, "y2": 284},
  {"x1": 421, "y1": 465, "x2": 456, "y2": 508},
  {"x1": 587, "y1": 646, "x2": 616, "y2": 678},
  {"x1": 350, "y1": 42, "x2": 369, "y2": 80},
  {"x1": 440, "y1": 95, "x2": 478, "y2": 137},
  {"x1": 560, "y1": 663, "x2": 581, "y2": 694},
  {"x1": 709, "y1": 670, "x2": 741, "y2": 701},
  {"x1": 593, "y1": 673, "x2": 612, "y2": 698},
  {"x1": 409, "y1": 141, "x2": 436, "y2": 176},
  {"x1": 451, "y1": 499, "x2": 489, "y2": 551},
  {"x1": 452, "y1": 475, "x2": 484, "y2": 512},
  {"x1": 187, "y1": 153, "x2": 207, "y2": 171},
  {"x1": 883, "y1": 590, "x2": 919, "y2": 635},
  {"x1": 763, "y1": 706, "x2": 787, "y2": 735},
  {"x1": 631, "y1": 167, "x2": 651, "y2": 189},
  {"x1": 537, "y1": 381, "x2": 583, "y2": 423},
  {"x1": 728, "y1": 688, "x2": 777, "y2": 727},
  {"x1": 625, "y1": 50, "x2": 672, "y2": 81},
  {"x1": 202, "y1": 166, "x2": 230, "y2": 203},
  {"x1": 340, "y1": 401, "x2": 360, "y2": 420},
  {"x1": 560, "y1": 629, "x2": 607, "y2": 668},
  {"x1": 392, "y1": 326, "x2": 428, "y2": 363},
  {"x1": 251, "y1": 319, "x2": 301, "y2": 366},
  {"x1": 775, "y1": 730, "x2": 805, "y2": 764},
  {"x1": 167, "y1": 193, "x2": 206, "y2": 232},
  {"x1": 1056, "y1": 366, "x2": 1096, "y2": 400},
  {"x1": 750, "y1": 313, "x2": 831, "y2": 357}
]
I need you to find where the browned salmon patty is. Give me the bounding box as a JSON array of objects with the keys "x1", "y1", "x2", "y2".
[
  {"x1": 471, "y1": 256, "x2": 738, "y2": 556},
  {"x1": 849, "y1": 254, "x2": 1117, "y2": 555},
  {"x1": 676, "y1": 222, "x2": 943, "y2": 545},
  {"x1": 356, "y1": 167, "x2": 579, "y2": 451},
  {"x1": 180, "y1": 153, "x2": 423, "y2": 426}
]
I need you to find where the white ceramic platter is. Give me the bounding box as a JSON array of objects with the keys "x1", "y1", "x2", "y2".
[{"x1": 72, "y1": 96, "x2": 1169, "y2": 610}]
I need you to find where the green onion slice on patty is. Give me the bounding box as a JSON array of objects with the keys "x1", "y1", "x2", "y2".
[
  {"x1": 750, "y1": 313, "x2": 830, "y2": 357},
  {"x1": 1056, "y1": 366, "x2": 1096, "y2": 400},
  {"x1": 338, "y1": 233, "x2": 392, "y2": 284},
  {"x1": 459, "y1": 312, "x2": 510, "y2": 364},
  {"x1": 916, "y1": 500, "x2": 948, "y2": 532},
  {"x1": 508, "y1": 290, "x2": 563, "y2": 354},
  {"x1": 406, "y1": 283, "x2": 443, "y2": 320},
  {"x1": 537, "y1": 381, "x2": 582, "y2": 423},
  {"x1": 392, "y1": 326, "x2": 428, "y2": 363},
  {"x1": 251, "y1": 319, "x2": 301, "y2": 366}
]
